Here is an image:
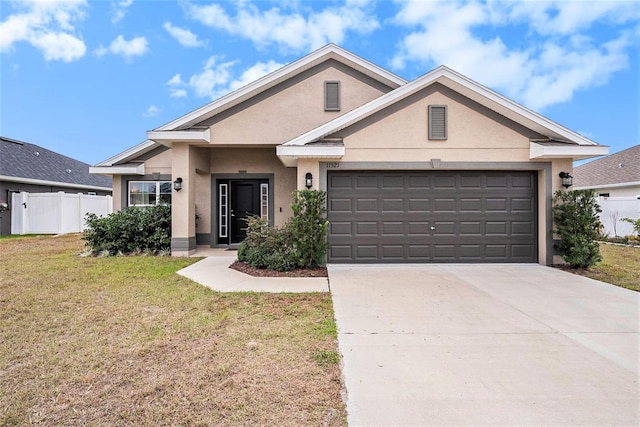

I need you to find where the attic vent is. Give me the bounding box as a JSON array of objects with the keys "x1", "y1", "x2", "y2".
[
  {"x1": 324, "y1": 81, "x2": 340, "y2": 111},
  {"x1": 428, "y1": 105, "x2": 447, "y2": 140}
]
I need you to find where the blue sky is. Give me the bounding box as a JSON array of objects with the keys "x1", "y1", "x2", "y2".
[{"x1": 1, "y1": 0, "x2": 638, "y2": 166}]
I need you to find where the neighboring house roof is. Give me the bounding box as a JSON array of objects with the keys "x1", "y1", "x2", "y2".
[
  {"x1": 573, "y1": 145, "x2": 640, "y2": 189},
  {"x1": 0, "y1": 136, "x2": 112, "y2": 190}
]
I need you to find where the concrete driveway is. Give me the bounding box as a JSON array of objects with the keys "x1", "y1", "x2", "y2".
[{"x1": 328, "y1": 264, "x2": 639, "y2": 426}]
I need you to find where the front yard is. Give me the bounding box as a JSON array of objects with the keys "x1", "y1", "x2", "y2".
[
  {"x1": 0, "y1": 234, "x2": 346, "y2": 426},
  {"x1": 574, "y1": 243, "x2": 640, "y2": 292}
]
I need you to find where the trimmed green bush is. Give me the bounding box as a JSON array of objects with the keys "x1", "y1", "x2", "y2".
[
  {"x1": 552, "y1": 189, "x2": 602, "y2": 268},
  {"x1": 237, "y1": 216, "x2": 298, "y2": 271},
  {"x1": 238, "y1": 190, "x2": 329, "y2": 271},
  {"x1": 83, "y1": 205, "x2": 171, "y2": 255}
]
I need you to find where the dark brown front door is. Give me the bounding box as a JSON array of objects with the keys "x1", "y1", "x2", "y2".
[{"x1": 230, "y1": 180, "x2": 262, "y2": 243}]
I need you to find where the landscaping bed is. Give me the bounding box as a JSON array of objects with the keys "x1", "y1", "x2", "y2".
[{"x1": 230, "y1": 260, "x2": 328, "y2": 277}]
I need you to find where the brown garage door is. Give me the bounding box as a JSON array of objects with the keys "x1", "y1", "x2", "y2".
[{"x1": 327, "y1": 171, "x2": 537, "y2": 263}]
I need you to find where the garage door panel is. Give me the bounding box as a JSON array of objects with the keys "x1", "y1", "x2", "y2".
[{"x1": 327, "y1": 171, "x2": 537, "y2": 263}]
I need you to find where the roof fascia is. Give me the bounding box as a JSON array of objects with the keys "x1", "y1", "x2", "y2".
[
  {"x1": 0, "y1": 175, "x2": 112, "y2": 192},
  {"x1": 530, "y1": 142, "x2": 609, "y2": 160},
  {"x1": 574, "y1": 182, "x2": 640, "y2": 191},
  {"x1": 283, "y1": 66, "x2": 600, "y2": 148},
  {"x1": 155, "y1": 44, "x2": 406, "y2": 132},
  {"x1": 89, "y1": 164, "x2": 145, "y2": 176},
  {"x1": 96, "y1": 140, "x2": 159, "y2": 167},
  {"x1": 276, "y1": 145, "x2": 345, "y2": 167},
  {"x1": 147, "y1": 129, "x2": 211, "y2": 144}
]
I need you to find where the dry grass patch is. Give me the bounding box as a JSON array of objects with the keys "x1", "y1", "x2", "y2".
[{"x1": 0, "y1": 234, "x2": 346, "y2": 426}]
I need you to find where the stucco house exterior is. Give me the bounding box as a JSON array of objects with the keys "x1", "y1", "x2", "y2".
[
  {"x1": 90, "y1": 44, "x2": 607, "y2": 264},
  {"x1": 1, "y1": 136, "x2": 112, "y2": 235}
]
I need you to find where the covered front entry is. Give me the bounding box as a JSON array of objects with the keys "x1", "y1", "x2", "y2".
[
  {"x1": 216, "y1": 178, "x2": 269, "y2": 244},
  {"x1": 327, "y1": 170, "x2": 538, "y2": 263}
]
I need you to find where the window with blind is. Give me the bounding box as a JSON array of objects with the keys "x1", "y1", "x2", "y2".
[
  {"x1": 428, "y1": 105, "x2": 447, "y2": 140},
  {"x1": 325, "y1": 81, "x2": 340, "y2": 111}
]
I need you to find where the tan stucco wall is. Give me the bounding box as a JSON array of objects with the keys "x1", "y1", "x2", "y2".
[
  {"x1": 210, "y1": 147, "x2": 297, "y2": 227},
  {"x1": 338, "y1": 84, "x2": 542, "y2": 163},
  {"x1": 112, "y1": 175, "x2": 123, "y2": 211},
  {"x1": 203, "y1": 60, "x2": 393, "y2": 145},
  {"x1": 144, "y1": 149, "x2": 173, "y2": 174}
]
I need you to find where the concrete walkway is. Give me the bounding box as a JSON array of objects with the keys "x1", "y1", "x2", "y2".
[
  {"x1": 329, "y1": 264, "x2": 640, "y2": 426},
  {"x1": 177, "y1": 249, "x2": 329, "y2": 292}
]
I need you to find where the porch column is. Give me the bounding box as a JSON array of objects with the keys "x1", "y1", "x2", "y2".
[
  {"x1": 171, "y1": 143, "x2": 197, "y2": 256},
  {"x1": 296, "y1": 159, "x2": 320, "y2": 191}
]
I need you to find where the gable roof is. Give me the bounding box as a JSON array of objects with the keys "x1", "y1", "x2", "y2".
[
  {"x1": 1, "y1": 136, "x2": 112, "y2": 190},
  {"x1": 154, "y1": 43, "x2": 406, "y2": 131},
  {"x1": 573, "y1": 145, "x2": 640, "y2": 188},
  {"x1": 281, "y1": 65, "x2": 599, "y2": 148}
]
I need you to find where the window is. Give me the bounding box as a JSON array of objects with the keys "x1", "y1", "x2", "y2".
[
  {"x1": 128, "y1": 181, "x2": 172, "y2": 206},
  {"x1": 219, "y1": 183, "x2": 228, "y2": 238},
  {"x1": 325, "y1": 81, "x2": 340, "y2": 111},
  {"x1": 260, "y1": 183, "x2": 269, "y2": 219},
  {"x1": 428, "y1": 105, "x2": 447, "y2": 140}
]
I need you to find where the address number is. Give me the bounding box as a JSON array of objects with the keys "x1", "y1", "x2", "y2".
[{"x1": 326, "y1": 162, "x2": 340, "y2": 168}]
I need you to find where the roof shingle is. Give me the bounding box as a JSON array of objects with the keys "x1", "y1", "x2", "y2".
[{"x1": 573, "y1": 145, "x2": 640, "y2": 188}]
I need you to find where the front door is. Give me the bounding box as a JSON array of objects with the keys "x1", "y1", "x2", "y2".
[
  {"x1": 217, "y1": 178, "x2": 269, "y2": 245},
  {"x1": 230, "y1": 180, "x2": 261, "y2": 243}
]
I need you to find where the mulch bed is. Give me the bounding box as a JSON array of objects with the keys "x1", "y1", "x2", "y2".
[{"x1": 229, "y1": 260, "x2": 328, "y2": 277}]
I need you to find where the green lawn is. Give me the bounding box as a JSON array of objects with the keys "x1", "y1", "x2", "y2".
[{"x1": 0, "y1": 234, "x2": 346, "y2": 426}]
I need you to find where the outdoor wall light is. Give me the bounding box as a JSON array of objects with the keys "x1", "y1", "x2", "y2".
[
  {"x1": 305, "y1": 173, "x2": 313, "y2": 189},
  {"x1": 173, "y1": 177, "x2": 183, "y2": 192},
  {"x1": 559, "y1": 172, "x2": 573, "y2": 188}
]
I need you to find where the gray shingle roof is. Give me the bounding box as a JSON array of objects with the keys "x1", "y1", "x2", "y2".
[
  {"x1": 0, "y1": 136, "x2": 112, "y2": 189},
  {"x1": 573, "y1": 145, "x2": 640, "y2": 188}
]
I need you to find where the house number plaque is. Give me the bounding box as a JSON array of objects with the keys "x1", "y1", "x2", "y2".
[{"x1": 326, "y1": 162, "x2": 340, "y2": 168}]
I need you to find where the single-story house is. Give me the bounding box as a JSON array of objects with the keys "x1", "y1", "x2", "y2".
[
  {"x1": 90, "y1": 44, "x2": 607, "y2": 264},
  {"x1": 1, "y1": 136, "x2": 112, "y2": 235},
  {"x1": 573, "y1": 145, "x2": 640, "y2": 198},
  {"x1": 573, "y1": 145, "x2": 639, "y2": 236}
]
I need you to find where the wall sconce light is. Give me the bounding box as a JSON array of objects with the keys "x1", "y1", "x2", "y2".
[
  {"x1": 559, "y1": 172, "x2": 573, "y2": 188},
  {"x1": 305, "y1": 172, "x2": 313, "y2": 189},
  {"x1": 173, "y1": 177, "x2": 183, "y2": 192}
]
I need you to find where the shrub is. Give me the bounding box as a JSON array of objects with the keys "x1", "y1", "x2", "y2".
[
  {"x1": 290, "y1": 190, "x2": 329, "y2": 269},
  {"x1": 83, "y1": 205, "x2": 171, "y2": 255},
  {"x1": 621, "y1": 217, "x2": 640, "y2": 236},
  {"x1": 552, "y1": 189, "x2": 602, "y2": 268},
  {"x1": 238, "y1": 190, "x2": 329, "y2": 271},
  {"x1": 237, "y1": 216, "x2": 298, "y2": 271}
]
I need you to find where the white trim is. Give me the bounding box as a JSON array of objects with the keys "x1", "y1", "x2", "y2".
[
  {"x1": 147, "y1": 128, "x2": 211, "y2": 144},
  {"x1": 575, "y1": 181, "x2": 640, "y2": 191},
  {"x1": 155, "y1": 44, "x2": 406, "y2": 131},
  {"x1": 89, "y1": 164, "x2": 145, "y2": 176},
  {"x1": 282, "y1": 66, "x2": 601, "y2": 148},
  {"x1": 276, "y1": 145, "x2": 345, "y2": 167},
  {"x1": 0, "y1": 175, "x2": 112, "y2": 192},
  {"x1": 219, "y1": 183, "x2": 228, "y2": 238},
  {"x1": 530, "y1": 142, "x2": 609, "y2": 160},
  {"x1": 95, "y1": 140, "x2": 159, "y2": 167}
]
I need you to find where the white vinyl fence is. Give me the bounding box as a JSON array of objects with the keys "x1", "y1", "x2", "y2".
[
  {"x1": 11, "y1": 192, "x2": 113, "y2": 235},
  {"x1": 597, "y1": 196, "x2": 640, "y2": 237}
]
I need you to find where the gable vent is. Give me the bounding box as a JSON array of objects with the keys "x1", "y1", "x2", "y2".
[
  {"x1": 428, "y1": 105, "x2": 447, "y2": 140},
  {"x1": 325, "y1": 81, "x2": 340, "y2": 111}
]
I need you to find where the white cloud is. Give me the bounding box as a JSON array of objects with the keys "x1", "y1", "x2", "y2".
[
  {"x1": 167, "y1": 73, "x2": 188, "y2": 98},
  {"x1": 96, "y1": 34, "x2": 148, "y2": 59},
  {"x1": 168, "y1": 59, "x2": 284, "y2": 100},
  {"x1": 184, "y1": 1, "x2": 378, "y2": 52},
  {"x1": 111, "y1": 0, "x2": 134, "y2": 24},
  {"x1": 0, "y1": 0, "x2": 87, "y2": 62},
  {"x1": 143, "y1": 105, "x2": 160, "y2": 117},
  {"x1": 228, "y1": 60, "x2": 284, "y2": 91},
  {"x1": 163, "y1": 22, "x2": 206, "y2": 47},
  {"x1": 391, "y1": 0, "x2": 638, "y2": 110}
]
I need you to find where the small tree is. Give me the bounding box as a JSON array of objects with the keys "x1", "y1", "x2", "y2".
[
  {"x1": 552, "y1": 189, "x2": 602, "y2": 268},
  {"x1": 290, "y1": 190, "x2": 329, "y2": 268},
  {"x1": 621, "y1": 216, "x2": 640, "y2": 236}
]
